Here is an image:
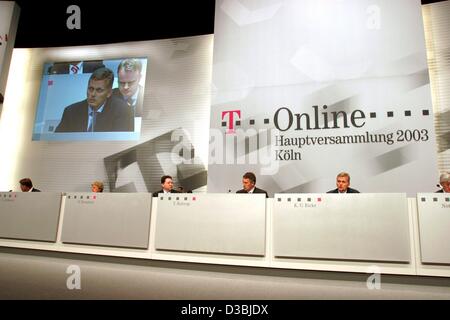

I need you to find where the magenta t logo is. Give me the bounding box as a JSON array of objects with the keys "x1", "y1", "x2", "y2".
[{"x1": 222, "y1": 110, "x2": 241, "y2": 134}]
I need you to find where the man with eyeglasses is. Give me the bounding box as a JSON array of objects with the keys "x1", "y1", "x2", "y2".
[
  {"x1": 55, "y1": 67, "x2": 134, "y2": 132},
  {"x1": 113, "y1": 59, "x2": 144, "y2": 117}
]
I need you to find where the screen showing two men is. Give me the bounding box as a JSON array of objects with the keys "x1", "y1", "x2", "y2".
[{"x1": 32, "y1": 57, "x2": 147, "y2": 141}]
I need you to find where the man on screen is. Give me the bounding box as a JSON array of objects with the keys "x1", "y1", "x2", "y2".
[
  {"x1": 327, "y1": 172, "x2": 360, "y2": 194},
  {"x1": 112, "y1": 59, "x2": 144, "y2": 117},
  {"x1": 55, "y1": 67, "x2": 134, "y2": 133}
]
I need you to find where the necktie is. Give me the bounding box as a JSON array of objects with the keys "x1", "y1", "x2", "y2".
[
  {"x1": 88, "y1": 110, "x2": 98, "y2": 132},
  {"x1": 71, "y1": 65, "x2": 79, "y2": 74},
  {"x1": 126, "y1": 97, "x2": 134, "y2": 106}
]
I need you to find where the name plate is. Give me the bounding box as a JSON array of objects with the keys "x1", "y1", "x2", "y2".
[
  {"x1": 61, "y1": 193, "x2": 152, "y2": 249},
  {"x1": 0, "y1": 192, "x2": 61, "y2": 242},
  {"x1": 155, "y1": 193, "x2": 266, "y2": 256},
  {"x1": 273, "y1": 193, "x2": 410, "y2": 263},
  {"x1": 417, "y1": 193, "x2": 450, "y2": 264}
]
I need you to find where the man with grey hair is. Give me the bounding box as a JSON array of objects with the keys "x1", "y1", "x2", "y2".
[
  {"x1": 55, "y1": 67, "x2": 134, "y2": 132},
  {"x1": 327, "y1": 172, "x2": 360, "y2": 193},
  {"x1": 436, "y1": 172, "x2": 450, "y2": 193},
  {"x1": 113, "y1": 58, "x2": 144, "y2": 117}
]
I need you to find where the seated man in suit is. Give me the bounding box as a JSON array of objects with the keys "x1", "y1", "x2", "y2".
[
  {"x1": 436, "y1": 172, "x2": 450, "y2": 193},
  {"x1": 327, "y1": 172, "x2": 359, "y2": 193},
  {"x1": 55, "y1": 67, "x2": 134, "y2": 132},
  {"x1": 112, "y1": 59, "x2": 144, "y2": 117},
  {"x1": 152, "y1": 175, "x2": 180, "y2": 197},
  {"x1": 19, "y1": 178, "x2": 41, "y2": 192},
  {"x1": 236, "y1": 172, "x2": 269, "y2": 198}
]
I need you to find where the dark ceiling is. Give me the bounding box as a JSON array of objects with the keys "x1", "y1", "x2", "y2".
[
  {"x1": 9, "y1": 0, "x2": 448, "y2": 48},
  {"x1": 12, "y1": 0, "x2": 215, "y2": 48}
]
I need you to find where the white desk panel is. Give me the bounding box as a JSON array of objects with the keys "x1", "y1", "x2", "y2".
[
  {"x1": 273, "y1": 194, "x2": 410, "y2": 263},
  {"x1": 0, "y1": 192, "x2": 62, "y2": 242},
  {"x1": 154, "y1": 194, "x2": 266, "y2": 256},
  {"x1": 417, "y1": 193, "x2": 450, "y2": 264},
  {"x1": 61, "y1": 193, "x2": 152, "y2": 249}
]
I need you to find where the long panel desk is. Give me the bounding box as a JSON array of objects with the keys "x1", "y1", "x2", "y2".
[{"x1": 0, "y1": 193, "x2": 449, "y2": 277}]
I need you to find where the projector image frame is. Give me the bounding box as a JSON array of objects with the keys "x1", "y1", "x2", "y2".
[{"x1": 32, "y1": 57, "x2": 148, "y2": 141}]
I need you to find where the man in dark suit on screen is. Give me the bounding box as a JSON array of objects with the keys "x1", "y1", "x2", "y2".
[
  {"x1": 327, "y1": 172, "x2": 360, "y2": 194},
  {"x1": 112, "y1": 58, "x2": 144, "y2": 117},
  {"x1": 54, "y1": 67, "x2": 134, "y2": 133},
  {"x1": 236, "y1": 172, "x2": 269, "y2": 198}
]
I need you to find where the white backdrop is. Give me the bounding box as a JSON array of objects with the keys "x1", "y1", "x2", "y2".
[{"x1": 208, "y1": 0, "x2": 439, "y2": 196}]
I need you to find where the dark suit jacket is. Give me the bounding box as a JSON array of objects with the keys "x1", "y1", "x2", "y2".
[
  {"x1": 55, "y1": 96, "x2": 134, "y2": 132},
  {"x1": 112, "y1": 85, "x2": 144, "y2": 117},
  {"x1": 236, "y1": 187, "x2": 269, "y2": 198},
  {"x1": 436, "y1": 189, "x2": 444, "y2": 193},
  {"x1": 327, "y1": 187, "x2": 360, "y2": 193},
  {"x1": 31, "y1": 188, "x2": 41, "y2": 192},
  {"x1": 152, "y1": 189, "x2": 180, "y2": 197}
]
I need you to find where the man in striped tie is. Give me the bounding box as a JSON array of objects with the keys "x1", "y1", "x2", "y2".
[
  {"x1": 55, "y1": 68, "x2": 134, "y2": 132},
  {"x1": 113, "y1": 59, "x2": 144, "y2": 117}
]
